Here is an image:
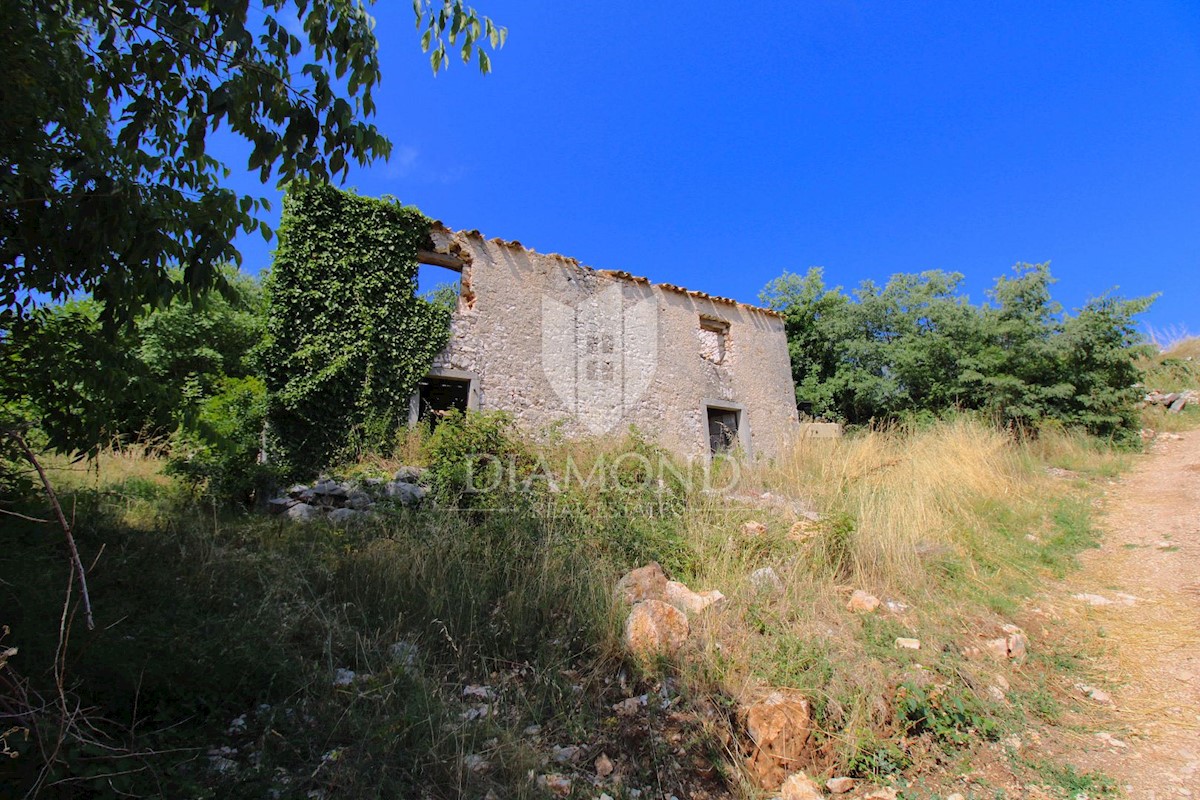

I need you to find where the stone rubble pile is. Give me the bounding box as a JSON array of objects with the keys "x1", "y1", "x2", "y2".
[
  {"x1": 1142, "y1": 389, "x2": 1198, "y2": 413},
  {"x1": 266, "y1": 467, "x2": 429, "y2": 523}
]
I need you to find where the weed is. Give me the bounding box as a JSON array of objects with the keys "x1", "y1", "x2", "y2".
[
  {"x1": 1017, "y1": 756, "x2": 1119, "y2": 797},
  {"x1": 895, "y1": 681, "x2": 998, "y2": 745}
]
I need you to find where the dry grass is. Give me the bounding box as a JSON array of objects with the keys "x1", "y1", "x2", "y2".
[
  {"x1": 3, "y1": 415, "x2": 1130, "y2": 796},
  {"x1": 642, "y1": 417, "x2": 1128, "y2": 777}
]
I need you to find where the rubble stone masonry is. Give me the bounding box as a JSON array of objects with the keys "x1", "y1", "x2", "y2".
[{"x1": 417, "y1": 225, "x2": 799, "y2": 459}]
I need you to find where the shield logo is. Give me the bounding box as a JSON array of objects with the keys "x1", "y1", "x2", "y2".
[{"x1": 542, "y1": 283, "x2": 658, "y2": 434}]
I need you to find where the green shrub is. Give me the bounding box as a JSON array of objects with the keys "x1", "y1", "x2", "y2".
[
  {"x1": 426, "y1": 410, "x2": 534, "y2": 509},
  {"x1": 167, "y1": 375, "x2": 273, "y2": 503},
  {"x1": 894, "y1": 680, "x2": 997, "y2": 745}
]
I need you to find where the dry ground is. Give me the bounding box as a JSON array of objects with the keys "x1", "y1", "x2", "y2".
[{"x1": 1046, "y1": 430, "x2": 1200, "y2": 798}]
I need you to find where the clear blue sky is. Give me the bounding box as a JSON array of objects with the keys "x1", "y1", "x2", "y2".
[{"x1": 223, "y1": 0, "x2": 1200, "y2": 338}]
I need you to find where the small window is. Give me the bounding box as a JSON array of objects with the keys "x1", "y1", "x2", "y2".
[
  {"x1": 707, "y1": 406, "x2": 740, "y2": 454},
  {"x1": 417, "y1": 377, "x2": 471, "y2": 426},
  {"x1": 698, "y1": 317, "x2": 729, "y2": 364},
  {"x1": 418, "y1": 263, "x2": 462, "y2": 313}
]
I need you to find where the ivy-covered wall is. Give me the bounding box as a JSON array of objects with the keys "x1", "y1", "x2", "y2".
[{"x1": 260, "y1": 182, "x2": 450, "y2": 477}]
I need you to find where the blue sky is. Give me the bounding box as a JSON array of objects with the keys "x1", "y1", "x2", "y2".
[{"x1": 222, "y1": 0, "x2": 1200, "y2": 338}]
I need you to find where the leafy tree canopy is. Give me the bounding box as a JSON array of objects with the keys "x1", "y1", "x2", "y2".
[
  {"x1": 761, "y1": 264, "x2": 1155, "y2": 439},
  {"x1": 0, "y1": 0, "x2": 503, "y2": 327},
  {"x1": 0, "y1": 267, "x2": 264, "y2": 454}
]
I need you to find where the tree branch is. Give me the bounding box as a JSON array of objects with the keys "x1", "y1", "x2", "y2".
[{"x1": 7, "y1": 431, "x2": 95, "y2": 631}]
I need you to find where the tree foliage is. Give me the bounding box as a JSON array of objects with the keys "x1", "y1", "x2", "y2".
[
  {"x1": 260, "y1": 182, "x2": 451, "y2": 477},
  {"x1": 1, "y1": 0, "x2": 503, "y2": 327},
  {"x1": 0, "y1": 268, "x2": 264, "y2": 454},
  {"x1": 761, "y1": 264, "x2": 1154, "y2": 439}
]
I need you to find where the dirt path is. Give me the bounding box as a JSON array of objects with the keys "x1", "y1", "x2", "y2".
[{"x1": 1055, "y1": 430, "x2": 1200, "y2": 798}]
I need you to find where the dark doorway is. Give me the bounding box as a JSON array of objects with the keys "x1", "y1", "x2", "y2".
[
  {"x1": 707, "y1": 407, "x2": 740, "y2": 454},
  {"x1": 417, "y1": 377, "x2": 471, "y2": 425}
]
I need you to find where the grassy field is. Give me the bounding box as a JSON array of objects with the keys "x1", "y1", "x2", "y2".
[{"x1": 0, "y1": 415, "x2": 1157, "y2": 798}]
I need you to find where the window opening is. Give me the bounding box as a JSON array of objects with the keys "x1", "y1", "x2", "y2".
[
  {"x1": 417, "y1": 262, "x2": 462, "y2": 312},
  {"x1": 698, "y1": 316, "x2": 729, "y2": 364},
  {"x1": 707, "y1": 406, "x2": 740, "y2": 454},
  {"x1": 417, "y1": 376, "x2": 471, "y2": 425}
]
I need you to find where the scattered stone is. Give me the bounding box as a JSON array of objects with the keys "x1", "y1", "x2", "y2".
[
  {"x1": 987, "y1": 685, "x2": 1007, "y2": 703},
  {"x1": 779, "y1": 771, "x2": 824, "y2": 800},
  {"x1": 1073, "y1": 592, "x2": 1114, "y2": 606},
  {"x1": 388, "y1": 640, "x2": 419, "y2": 671},
  {"x1": 664, "y1": 580, "x2": 725, "y2": 614},
  {"x1": 1007, "y1": 632, "x2": 1028, "y2": 663},
  {"x1": 846, "y1": 590, "x2": 880, "y2": 614},
  {"x1": 1154, "y1": 540, "x2": 1176, "y2": 550},
  {"x1": 616, "y1": 562, "x2": 668, "y2": 605},
  {"x1": 595, "y1": 752, "x2": 614, "y2": 778},
  {"x1": 894, "y1": 637, "x2": 921, "y2": 650},
  {"x1": 741, "y1": 689, "x2": 813, "y2": 790},
  {"x1": 327, "y1": 507, "x2": 361, "y2": 526},
  {"x1": 345, "y1": 490, "x2": 372, "y2": 510},
  {"x1": 749, "y1": 567, "x2": 784, "y2": 593},
  {"x1": 535, "y1": 773, "x2": 572, "y2": 797},
  {"x1": 207, "y1": 746, "x2": 239, "y2": 775},
  {"x1": 267, "y1": 497, "x2": 297, "y2": 514},
  {"x1": 1144, "y1": 389, "x2": 1198, "y2": 412},
  {"x1": 624, "y1": 600, "x2": 689, "y2": 657},
  {"x1": 863, "y1": 788, "x2": 898, "y2": 799},
  {"x1": 551, "y1": 744, "x2": 580, "y2": 763},
  {"x1": 826, "y1": 776, "x2": 855, "y2": 794},
  {"x1": 884, "y1": 599, "x2": 909, "y2": 613},
  {"x1": 1075, "y1": 683, "x2": 1114, "y2": 705},
  {"x1": 385, "y1": 481, "x2": 426, "y2": 506},
  {"x1": 742, "y1": 520, "x2": 768, "y2": 537},
  {"x1": 463, "y1": 754, "x2": 489, "y2": 773},
  {"x1": 462, "y1": 684, "x2": 492, "y2": 700},
  {"x1": 982, "y1": 638, "x2": 1009, "y2": 661},
  {"x1": 612, "y1": 696, "x2": 644, "y2": 717},
  {"x1": 332, "y1": 668, "x2": 356, "y2": 687},
  {"x1": 285, "y1": 502, "x2": 320, "y2": 523},
  {"x1": 947, "y1": 794, "x2": 965, "y2": 800},
  {"x1": 393, "y1": 465, "x2": 425, "y2": 483},
  {"x1": 461, "y1": 704, "x2": 491, "y2": 721},
  {"x1": 522, "y1": 724, "x2": 542, "y2": 736},
  {"x1": 1095, "y1": 731, "x2": 1129, "y2": 748}
]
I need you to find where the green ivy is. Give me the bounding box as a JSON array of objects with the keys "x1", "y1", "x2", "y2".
[{"x1": 260, "y1": 182, "x2": 450, "y2": 477}]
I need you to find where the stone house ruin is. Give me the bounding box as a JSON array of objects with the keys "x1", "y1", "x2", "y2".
[{"x1": 412, "y1": 224, "x2": 799, "y2": 459}]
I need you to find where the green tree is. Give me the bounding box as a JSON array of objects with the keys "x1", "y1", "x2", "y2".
[
  {"x1": 763, "y1": 262, "x2": 1153, "y2": 438},
  {"x1": 0, "y1": 268, "x2": 264, "y2": 454},
  {"x1": 1, "y1": 0, "x2": 503, "y2": 327}
]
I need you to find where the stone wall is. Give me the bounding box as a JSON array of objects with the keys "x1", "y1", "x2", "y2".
[{"x1": 419, "y1": 225, "x2": 799, "y2": 459}]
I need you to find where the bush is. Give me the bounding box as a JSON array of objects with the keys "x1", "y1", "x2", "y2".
[
  {"x1": 167, "y1": 376, "x2": 273, "y2": 503},
  {"x1": 425, "y1": 410, "x2": 534, "y2": 509}
]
